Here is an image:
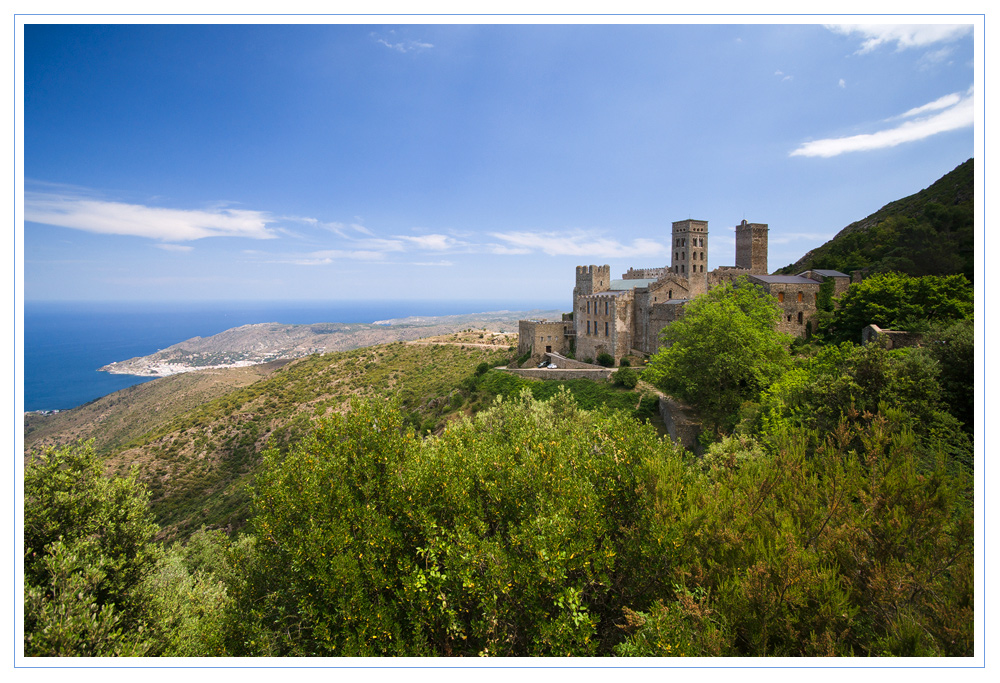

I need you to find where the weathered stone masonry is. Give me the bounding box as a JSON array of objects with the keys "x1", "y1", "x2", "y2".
[{"x1": 518, "y1": 217, "x2": 851, "y2": 364}]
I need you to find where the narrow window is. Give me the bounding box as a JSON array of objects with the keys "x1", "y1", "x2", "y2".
[
  {"x1": 797, "y1": 312, "x2": 803, "y2": 324},
  {"x1": 605, "y1": 301, "x2": 609, "y2": 315},
  {"x1": 797, "y1": 291, "x2": 803, "y2": 303},
  {"x1": 587, "y1": 320, "x2": 591, "y2": 334},
  {"x1": 605, "y1": 321, "x2": 609, "y2": 336},
  {"x1": 587, "y1": 301, "x2": 590, "y2": 314},
  {"x1": 778, "y1": 292, "x2": 785, "y2": 302}
]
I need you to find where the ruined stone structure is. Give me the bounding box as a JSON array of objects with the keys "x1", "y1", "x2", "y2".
[{"x1": 518, "y1": 218, "x2": 851, "y2": 363}]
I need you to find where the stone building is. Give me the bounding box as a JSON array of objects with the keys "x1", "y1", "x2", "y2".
[
  {"x1": 518, "y1": 217, "x2": 848, "y2": 363},
  {"x1": 747, "y1": 274, "x2": 822, "y2": 336}
]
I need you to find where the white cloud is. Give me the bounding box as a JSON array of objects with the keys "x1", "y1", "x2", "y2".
[
  {"x1": 154, "y1": 243, "x2": 194, "y2": 252},
  {"x1": 282, "y1": 249, "x2": 391, "y2": 265},
  {"x1": 827, "y1": 24, "x2": 972, "y2": 54},
  {"x1": 790, "y1": 89, "x2": 973, "y2": 158},
  {"x1": 371, "y1": 32, "x2": 433, "y2": 53},
  {"x1": 775, "y1": 70, "x2": 792, "y2": 82},
  {"x1": 839, "y1": 78, "x2": 846, "y2": 88},
  {"x1": 892, "y1": 92, "x2": 961, "y2": 120},
  {"x1": 395, "y1": 234, "x2": 463, "y2": 251},
  {"x1": 411, "y1": 260, "x2": 454, "y2": 267},
  {"x1": 25, "y1": 193, "x2": 277, "y2": 241},
  {"x1": 489, "y1": 231, "x2": 668, "y2": 259}
]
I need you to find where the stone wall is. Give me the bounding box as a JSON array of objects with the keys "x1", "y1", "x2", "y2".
[
  {"x1": 658, "y1": 395, "x2": 702, "y2": 454},
  {"x1": 639, "y1": 300, "x2": 687, "y2": 355},
  {"x1": 708, "y1": 266, "x2": 752, "y2": 290},
  {"x1": 623, "y1": 266, "x2": 668, "y2": 280},
  {"x1": 862, "y1": 324, "x2": 923, "y2": 349},
  {"x1": 502, "y1": 367, "x2": 616, "y2": 381},
  {"x1": 543, "y1": 352, "x2": 603, "y2": 369}
]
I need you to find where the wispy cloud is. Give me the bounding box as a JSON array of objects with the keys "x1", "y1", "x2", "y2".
[
  {"x1": 775, "y1": 70, "x2": 793, "y2": 82},
  {"x1": 489, "y1": 231, "x2": 668, "y2": 259},
  {"x1": 371, "y1": 31, "x2": 433, "y2": 53},
  {"x1": 395, "y1": 234, "x2": 464, "y2": 251},
  {"x1": 891, "y1": 92, "x2": 962, "y2": 120},
  {"x1": 411, "y1": 260, "x2": 454, "y2": 267},
  {"x1": 827, "y1": 24, "x2": 972, "y2": 54},
  {"x1": 25, "y1": 192, "x2": 278, "y2": 241},
  {"x1": 154, "y1": 243, "x2": 194, "y2": 252},
  {"x1": 838, "y1": 78, "x2": 846, "y2": 89},
  {"x1": 278, "y1": 249, "x2": 392, "y2": 266},
  {"x1": 790, "y1": 87, "x2": 973, "y2": 158}
]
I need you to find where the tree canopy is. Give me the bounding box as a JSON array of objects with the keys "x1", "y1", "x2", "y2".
[
  {"x1": 643, "y1": 278, "x2": 792, "y2": 431},
  {"x1": 823, "y1": 272, "x2": 973, "y2": 343}
]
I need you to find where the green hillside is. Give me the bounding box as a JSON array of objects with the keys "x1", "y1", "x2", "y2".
[{"x1": 777, "y1": 158, "x2": 974, "y2": 280}]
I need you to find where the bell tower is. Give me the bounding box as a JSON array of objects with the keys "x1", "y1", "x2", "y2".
[{"x1": 671, "y1": 219, "x2": 708, "y2": 295}]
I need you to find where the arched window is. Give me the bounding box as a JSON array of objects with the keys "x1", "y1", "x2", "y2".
[
  {"x1": 797, "y1": 312, "x2": 803, "y2": 324},
  {"x1": 778, "y1": 292, "x2": 785, "y2": 302},
  {"x1": 797, "y1": 291, "x2": 803, "y2": 302}
]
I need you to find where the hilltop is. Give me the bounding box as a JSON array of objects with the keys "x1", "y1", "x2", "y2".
[{"x1": 776, "y1": 158, "x2": 974, "y2": 280}]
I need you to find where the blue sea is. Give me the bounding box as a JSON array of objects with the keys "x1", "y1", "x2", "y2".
[{"x1": 22, "y1": 300, "x2": 553, "y2": 412}]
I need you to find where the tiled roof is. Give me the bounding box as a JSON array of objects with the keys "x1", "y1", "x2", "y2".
[{"x1": 799, "y1": 269, "x2": 849, "y2": 278}]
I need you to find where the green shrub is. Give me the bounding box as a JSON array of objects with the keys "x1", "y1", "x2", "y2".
[
  {"x1": 596, "y1": 352, "x2": 615, "y2": 367},
  {"x1": 612, "y1": 366, "x2": 639, "y2": 389}
]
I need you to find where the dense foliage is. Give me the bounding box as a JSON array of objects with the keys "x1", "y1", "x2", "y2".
[
  {"x1": 24, "y1": 374, "x2": 974, "y2": 658},
  {"x1": 24, "y1": 442, "x2": 159, "y2": 656},
  {"x1": 822, "y1": 272, "x2": 973, "y2": 344},
  {"x1": 222, "y1": 393, "x2": 971, "y2": 656}
]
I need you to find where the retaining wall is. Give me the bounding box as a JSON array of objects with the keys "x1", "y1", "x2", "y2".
[{"x1": 658, "y1": 395, "x2": 702, "y2": 454}]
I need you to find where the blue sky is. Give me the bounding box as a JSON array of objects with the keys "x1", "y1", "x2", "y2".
[{"x1": 20, "y1": 20, "x2": 978, "y2": 307}]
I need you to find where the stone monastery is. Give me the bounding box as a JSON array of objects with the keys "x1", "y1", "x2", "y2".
[{"x1": 519, "y1": 218, "x2": 851, "y2": 363}]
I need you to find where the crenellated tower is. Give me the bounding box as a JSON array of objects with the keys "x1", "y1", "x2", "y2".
[{"x1": 573, "y1": 265, "x2": 610, "y2": 336}]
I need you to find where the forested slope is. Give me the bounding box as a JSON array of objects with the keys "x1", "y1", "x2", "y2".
[{"x1": 777, "y1": 158, "x2": 974, "y2": 280}]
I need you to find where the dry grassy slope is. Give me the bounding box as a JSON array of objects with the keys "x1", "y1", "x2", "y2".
[
  {"x1": 23, "y1": 360, "x2": 289, "y2": 456},
  {"x1": 95, "y1": 339, "x2": 517, "y2": 543}
]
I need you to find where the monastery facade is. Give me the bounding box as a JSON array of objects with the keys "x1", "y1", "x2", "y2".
[{"x1": 518, "y1": 219, "x2": 850, "y2": 363}]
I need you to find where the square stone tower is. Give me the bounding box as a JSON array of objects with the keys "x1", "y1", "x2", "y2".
[
  {"x1": 671, "y1": 219, "x2": 709, "y2": 295},
  {"x1": 735, "y1": 220, "x2": 769, "y2": 275}
]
